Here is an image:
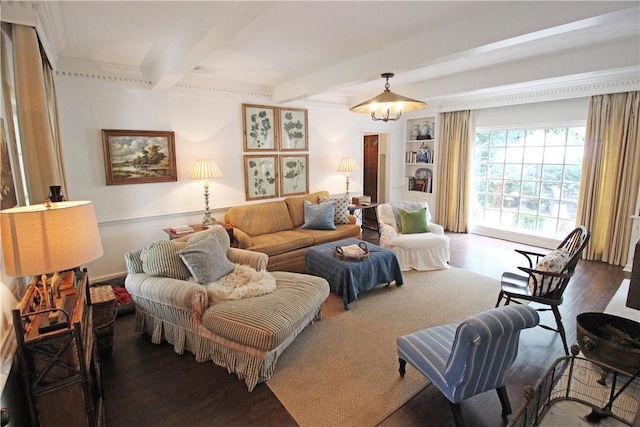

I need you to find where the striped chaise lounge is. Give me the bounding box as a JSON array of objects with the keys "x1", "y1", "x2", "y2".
[
  {"x1": 125, "y1": 225, "x2": 330, "y2": 391},
  {"x1": 397, "y1": 305, "x2": 539, "y2": 426}
]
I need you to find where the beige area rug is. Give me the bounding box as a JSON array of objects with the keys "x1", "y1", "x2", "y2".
[{"x1": 266, "y1": 267, "x2": 502, "y2": 427}]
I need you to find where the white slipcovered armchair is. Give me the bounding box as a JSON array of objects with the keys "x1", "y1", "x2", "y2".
[{"x1": 378, "y1": 201, "x2": 450, "y2": 271}]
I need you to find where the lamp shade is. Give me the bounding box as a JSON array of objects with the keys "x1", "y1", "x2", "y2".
[
  {"x1": 190, "y1": 159, "x2": 223, "y2": 180},
  {"x1": 1, "y1": 201, "x2": 104, "y2": 277},
  {"x1": 338, "y1": 157, "x2": 359, "y2": 173},
  {"x1": 349, "y1": 73, "x2": 426, "y2": 122}
]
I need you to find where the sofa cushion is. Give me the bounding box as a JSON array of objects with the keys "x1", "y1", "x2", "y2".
[
  {"x1": 319, "y1": 195, "x2": 350, "y2": 224},
  {"x1": 178, "y1": 235, "x2": 235, "y2": 284},
  {"x1": 140, "y1": 240, "x2": 191, "y2": 280},
  {"x1": 285, "y1": 191, "x2": 330, "y2": 228},
  {"x1": 248, "y1": 230, "x2": 314, "y2": 256},
  {"x1": 202, "y1": 271, "x2": 329, "y2": 351},
  {"x1": 297, "y1": 224, "x2": 362, "y2": 245},
  {"x1": 400, "y1": 208, "x2": 431, "y2": 234},
  {"x1": 301, "y1": 200, "x2": 336, "y2": 230},
  {"x1": 226, "y1": 201, "x2": 293, "y2": 237}
]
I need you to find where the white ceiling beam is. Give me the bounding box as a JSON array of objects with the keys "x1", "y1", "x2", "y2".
[
  {"x1": 273, "y1": 3, "x2": 639, "y2": 103},
  {"x1": 142, "y1": 2, "x2": 275, "y2": 91}
]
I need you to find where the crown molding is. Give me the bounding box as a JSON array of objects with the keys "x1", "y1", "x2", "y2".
[
  {"x1": 433, "y1": 68, "x2": 640, "y2": 112},
  {"x1": 52, "y1": 55, "x2": 638, "y2": 112}
]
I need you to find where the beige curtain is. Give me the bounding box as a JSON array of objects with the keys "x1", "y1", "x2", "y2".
[
  {"x1": 577, "y1": 91, "x2": 640, "y2": 265},
  {"x1": 435, "y1": 110, "x2": 475, "y2": 232},
  {"x1": 12, "y1": 24, "x2": 66, "y2": 205}
]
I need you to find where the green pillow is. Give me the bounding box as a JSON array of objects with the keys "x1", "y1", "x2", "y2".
[{"x1": 400, "y1": 208, "x2": 430, "y2": 234}]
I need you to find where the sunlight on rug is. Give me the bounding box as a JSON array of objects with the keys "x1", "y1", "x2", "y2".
[{"x1": 266, "y1": 267, "x2": 501, "y2": 427}]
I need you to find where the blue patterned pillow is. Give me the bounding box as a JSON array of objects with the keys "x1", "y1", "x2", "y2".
[
  {"x1": 301, "y1": 200, "x2": 337, "y2": 230},
  {"x1": 319, "y1": 195, "x2": 350, "y2": 224}
]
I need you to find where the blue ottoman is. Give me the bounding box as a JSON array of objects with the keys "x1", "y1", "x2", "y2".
[{"x1": 305, "y1": 238, "x2": 403, "y2": 309}]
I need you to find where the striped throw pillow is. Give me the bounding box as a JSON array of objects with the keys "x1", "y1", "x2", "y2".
[{"x1": 140, "y1": 240, "x2": 191, "y2": 280}]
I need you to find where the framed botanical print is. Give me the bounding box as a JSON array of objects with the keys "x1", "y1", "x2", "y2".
[
  {"x1": 278, "y1": 107, "x2": 308, "y2": 151},
  {"x1": 244, "y1": 155, "x2": 279, "y2": 200},
  {"x1": 102, "y1": 129, "x2": 177, "y2": 185},
  {"x1": 242, "y1": 104, "x2": 277, "y2": 151},
  {"x1": 279, "y1": 154, "x2": 308, "y2": 196}
]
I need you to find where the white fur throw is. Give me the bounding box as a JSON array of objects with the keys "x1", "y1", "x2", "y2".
[{"x1": 205, "y1": 264, "x2": 276, "y2": 302}]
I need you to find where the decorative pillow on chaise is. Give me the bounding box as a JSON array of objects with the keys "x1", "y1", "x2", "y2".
[
  {"x1": 178, "y1": 235, "x2": 235, "y2": 285},
  {"x1": 140, "y1": 240, "x2": 191, "y2": 279}
]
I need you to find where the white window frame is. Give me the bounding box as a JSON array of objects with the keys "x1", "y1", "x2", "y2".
[{"x1": 470, "y1": 121, "x2": 586, "y2": 249}]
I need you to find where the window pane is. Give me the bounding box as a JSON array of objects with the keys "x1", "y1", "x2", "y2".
[
  {"x1": 545, "y1": 128, "x2": 567, "y2": 145},
  {"x1": 488, "y1": 164, "x2": 504, "y2": 179},
  {"x1": 491, "y1": 131, "x2": 506, "y2": 146},
  {"x1": 504, "y1": 163, "x2": 522, "y2": 180},
  {"x1": 525, "y1": 129, "x2": 545, "y2": 146},
  {"x1": 524, "y1": 146, "x2": 544, "y2": 163},
  {"x1": 523, "y1": 164, "x2": 542, "y2": 180},
  {"x1": 488, "y1": 147, "x2": 506, "y2": 162}
]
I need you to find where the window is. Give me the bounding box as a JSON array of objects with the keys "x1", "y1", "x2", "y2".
[{"x1": 472, "y1": 125, "x2": 585, "y2": 239}]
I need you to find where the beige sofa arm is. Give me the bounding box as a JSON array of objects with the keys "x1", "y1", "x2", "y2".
[
  {"x1": 125, "y1": 274, "x2": 209, "y2": 324},
  {"x1": 228, "y1": 247, "x2": 268, "y2": 271}
]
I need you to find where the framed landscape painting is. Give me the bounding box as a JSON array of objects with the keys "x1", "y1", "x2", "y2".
[
  {"x1": 102, "y1": 129, "x2": 177, "y2": 185},
  {"x1": 244, "y1": 154, "x2": 279, "y2": 201},
  {"x1": 278, "y1": 107, "x2": 308, "y2": 151},
  {"x1": 279, "y1": 154, "x2": 308, "y2": 196},
  {"x1": 242, "y1": 104, "x2": 277, "y2": 151}
]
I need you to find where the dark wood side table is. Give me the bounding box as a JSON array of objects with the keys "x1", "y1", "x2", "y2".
[{"x1": 348, "y1": 203, "x2": 381, "y2": 236}]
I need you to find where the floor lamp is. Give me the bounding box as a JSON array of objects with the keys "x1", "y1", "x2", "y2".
[
  {"x1": 338, "y1": 157, "x2": 359, "y2": 198},
  {"x1": 191, "y1": 159, "x2": 223, "y2": 226}
]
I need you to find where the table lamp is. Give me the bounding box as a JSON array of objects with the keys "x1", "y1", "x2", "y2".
[
  {"x1": 1, "y1": 201, "x2": 104, "y2": 309},
  {"x1": 337, "y1": 157, "x2": 359, "y2": 197},
  {"x1": 190, "y1": 159, "x2": 223, "y2": 226}
]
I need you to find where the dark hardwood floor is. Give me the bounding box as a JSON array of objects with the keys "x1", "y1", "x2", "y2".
[{"x1": 100, "y1": 231, "x2": 625, "y2": 427}]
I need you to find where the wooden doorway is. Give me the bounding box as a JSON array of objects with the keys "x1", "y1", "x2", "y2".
[{"x1": 363, "y1": 135, "x2": 378, "y2": 222}]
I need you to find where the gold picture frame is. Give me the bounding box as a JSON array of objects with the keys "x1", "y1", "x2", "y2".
[
  {"x1": 242, "y1": 104, "x2": 277, "y2": 151},
  {"x1": 278, "y1": 107, "x2": 308, "y2": 151},
  {"x1": 279, "y1": 154, "x2": 309, "y2": 196},
  {"x1": 102, "y1": 129, "x2": 177, "y2": 185},
  {"x1": 244, "y1": 154, "x2": 279, "y2": 201}
]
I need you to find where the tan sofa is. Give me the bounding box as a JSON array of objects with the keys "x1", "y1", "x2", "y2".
[{"x1": 225, "y1": 191, "x2": 361, "y2": 272}]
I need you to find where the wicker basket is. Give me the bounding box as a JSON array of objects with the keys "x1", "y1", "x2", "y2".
[
  {"x1": 90, "y1": 285, "x2": 116, "y2": 328},
  {"x1": 90, "y1": 285, "x2": 116, "y2": 355}
]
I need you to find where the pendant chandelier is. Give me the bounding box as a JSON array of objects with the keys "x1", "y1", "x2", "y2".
[{"x1": 349, "y1": 73, "x2": 426, "y2": 122}]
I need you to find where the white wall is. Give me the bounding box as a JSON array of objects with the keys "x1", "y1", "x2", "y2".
[
  {"x1": 54, "y1": 76, "x2": 401, "y2": 279},
  {"x1": 475, "y1": 97, "x2": 589, "y2": 128}
]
